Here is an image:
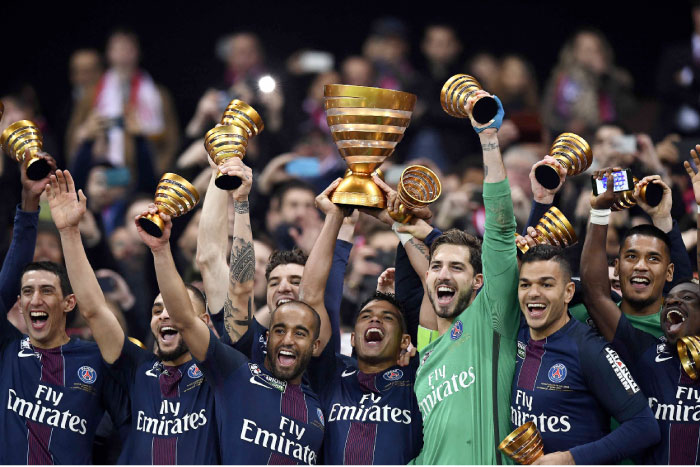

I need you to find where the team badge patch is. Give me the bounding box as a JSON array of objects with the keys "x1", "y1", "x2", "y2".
[
  {"x1": 187, "y1": 364, "x2": 202, "y2": 379},
  {"x1": 383, "y1": 369, "x2": 404, "y2": 381},
  {"x1": 78, "y1": 366, "x2": 97, "y2": 384},
  {"x1": 450, "y1": 321, "x2": 463, "y2": 340},
  {"x1": 249, "y1": 363, "x2": 262, "y2": 375},
  {"x1": 548, "y1": 363, "x2": 567, "y2": 383},
  {"x1": 317, "y1": 408, "x2": 324, "y2": 426}
]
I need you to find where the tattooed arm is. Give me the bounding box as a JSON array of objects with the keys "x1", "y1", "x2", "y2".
[{"x1": 219, "y1": 159, "x2": 255, "y2": 344}]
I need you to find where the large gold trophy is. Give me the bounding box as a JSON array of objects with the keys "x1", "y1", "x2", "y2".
[
  {"x1": 534, "y1": 133, "x2": 592, "y2": 190},
  {"x1": 0, "y1": 120, "x2": 52, "y2": 180},
  {"x1": 389, "y1": 165, "x2": 442, "y2": 223},
  {"x1": 137, "y1": 173, "x2": 200, "y2": 237},
  {"x1": 517, "y1": 207, "x2": 577, "y2": 254},
  {"x1": 611, "y1": 177, "x2": 663, "y2": 211},
  {"x1": 498, "y1": 422, "x2": 544, "y2": 464},
  {"x1": 204, "y1": 99, "x2": 264, "y2": 190},
  {"x1": 324, "y1": 84, "x2": 417, "y2": 208},
  {"x1": 441, "y1": 74, "x2": 500, "y2": 124},
  {"x1": 677, "y1": 336, "x2": 700, "y2": 380}
]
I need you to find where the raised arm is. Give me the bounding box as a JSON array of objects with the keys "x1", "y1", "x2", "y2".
[
  {"x1": 580, "y1": 169, "x2": 622, "y2": 342},
  {"x1": 47, "y1": 170, "x2": 124, "y2": 363},
  {"x1": 298, "y1": 178, "x2": 344, "y2": 355},
  {"x1": 136, "y1": 208, "x2": 210, "y2": 361},
  {"x1": 684, "y1": 144, "x2": 700, "y2": 272},
  {"x1": 220, "y1": 158, "x2": 255, "y2": 344},
  {"x1": 195, "y1": 170, "x2": 230, "y2": 314}
]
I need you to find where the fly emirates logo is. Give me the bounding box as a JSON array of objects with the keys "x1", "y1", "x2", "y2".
[
  {"x1": 419, "y1": 364, "x2": 476, "y2": 416},
  {"x1": 240, "y1": 415, "x2": 317, "y2": 464},
  {"x1": 649, "y1": 386, "x2": 700, "y2": 422},
  {"x1": 7, "y1": 384, "x2": 88, "y2": 435},
  {"x1": 328, "y1": 393, "x2": 412, "y2": 424},
  {"x1": 510, "y1": 389, "x2": 571, "y2": 433},
  {"x1": 136, "y1": 400, "x2": 208, "y2": 436}
]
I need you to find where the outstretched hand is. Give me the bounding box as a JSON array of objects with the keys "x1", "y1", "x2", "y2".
[
  {"x1": 315, "y1": 178, "x2": 348, "y2": 218},
  {"x1": 530, "y1": 156, "x2": 566, "y2": 204},
  {"x1": 373, "y1": 173, "x2": 433, "y2": 222},
  {"x1": 466, "y1": 91, "x2": 504, "y2": 135},
  {"x1": 46, "y1": 170, "x2": 86, "y2": 231},
  {"x1": 397, "y1": 342, "x2": 416, "y2": 367},
  {"x1": 219, "y1": 157, "x2": 253, "y2": 201},
  {"x1": 634, "y1": 175, "x2": 672, "y2": 220},
  {"x1": 590, "y1": 168, "x2": 618, "y2": 210},
  {"x1": 684, "y1": 144, "x2": 700, "y2": 205},
  {"x1": 134, "y1": 204, "x2": 172, "y2": 251}
]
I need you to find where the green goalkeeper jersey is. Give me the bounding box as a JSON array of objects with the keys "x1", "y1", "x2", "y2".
[{"x1": 412, "y1": 180, "x2": 520, "y2": 465}]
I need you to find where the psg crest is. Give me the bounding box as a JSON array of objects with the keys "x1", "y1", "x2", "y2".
[
  {"x1": 450, "y1": 321, "x2": 463, "y2": 340},
  {"x1": 548, "y1": 363, "x2": 567, "y2": 383},
  {"x1": 78, "y1": 366, "x2": 97, "y2": 384},
  {"x1": 188, "y1": 364, "x2": 203, "y2": 379},
  {"x1": 383, "y1": 369, "x2": 404, "y2": 381}
]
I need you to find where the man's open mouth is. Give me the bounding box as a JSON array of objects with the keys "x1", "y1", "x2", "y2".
[
  {"x1": 30, "y1": 311, "x2": 48, "y2": 329},
  {"x1": 665, "y1": 308, "x2": 687, "y2": 334},
  {"x1": 526, "y1": 302, "x2": 547, "y2": 318},
  {"x1": 436, "y1": 285, "x2": 456, "y2": 306},
  {"x1": 278, "y1": 349, "x2": 297, "y2": 367},
  {"x1": 364, "y1": 327, "x2": 385, "y2": 346},
  {"x1": 160, "y1": 326, "x2": 179, "y2": 343}
]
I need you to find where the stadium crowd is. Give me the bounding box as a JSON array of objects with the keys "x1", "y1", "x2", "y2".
[{"x1": 2, "y1": 5, "x2": 700, "y2": 465}]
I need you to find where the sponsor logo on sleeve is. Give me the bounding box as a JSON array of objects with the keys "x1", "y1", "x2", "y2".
[
  {"x1": 383, "y1": 369, "x2": 404, "y2": 381},
  {"x1": 317, "y1": 408, "x2": 324, "y2": 426},
  {"x1": 77, "y1": 366, "x2": 97, "y2": 384},
  {"x1": 18, "y1": 338, "x2": 41, "y2": 359},
  {"x1": 187, "y1": 364, "x2": 203, "y2": 379},
  {"x1": 604, "y1": 347, "x2": 640, "y2": 394},
  {"x1": 450, "y1": 321, "x2": 463, "y2": 340},
  {"x1": 517, "y1": 341, "x2": 526, "y2": 359},
  {"x1": 248, "y1": 363, "x2": 286, "y2": 392},
  {"x1": 547, "y1": 363, "x2": 567, "y2": 383}
]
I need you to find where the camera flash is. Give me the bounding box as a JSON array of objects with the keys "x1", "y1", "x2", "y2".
[{"x1": 258, "y1": 75, "x2": 276, "y2": 94}]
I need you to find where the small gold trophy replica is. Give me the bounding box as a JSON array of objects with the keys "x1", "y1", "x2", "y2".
[
  {"x1": 611, "y1": 177, "x2": 664, "y2": 211},
  {"x1": 678, "y1": 336, "x2": 700, "y2": 380},
  {"x1": 137, "y1": 173, "x2": 200, "y2": 237},
  {"x1": 516, "y1": 207, "x2": 577, "y2": 254},
  {"x1": 534, "y1": 133, "x2": 592, "y2": 190},
  {"x1": 388, "y1": 165, "x2": 442, "y2": 223},
  {"x1": 498, "y1": 421, "x2": 544, "y2": 464},
  {"x1": 0, "y1": 120, "x2": 52, "y2": 180},
  {"x1": 441, "y1": 74, "x2": 500, "y2": 124}
]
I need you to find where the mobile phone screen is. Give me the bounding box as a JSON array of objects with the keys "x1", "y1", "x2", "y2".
[{"x1": 594, "y1": 170, "x2": 632, "y2": 194}]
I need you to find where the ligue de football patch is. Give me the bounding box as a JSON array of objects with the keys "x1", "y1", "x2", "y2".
[{"x1": 187, "y1": 363, "x2": 203, "y2": 379}]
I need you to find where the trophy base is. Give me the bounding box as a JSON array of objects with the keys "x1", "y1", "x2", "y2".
[
  {"x1": 215, "y1": 172, "x2": 243, "y2": 191},
  {"x1": 331, "y1": 173, "x2": 386, "y2": 208},
  {"x1": 26, "y1": 157, "x2": 51, "y2": 181},
  {"x1": 138, "y1": 214, "x2": 164, "y2": 238},
  {"x1": 642, "y1": 183, "x2": 663, "y2": 207},
  {"x1": 534, "y1": 164, "x2": 561, "y2": 190},
  {"x1": 472, "y1": 96, "x2": 499, "y2": 124}
]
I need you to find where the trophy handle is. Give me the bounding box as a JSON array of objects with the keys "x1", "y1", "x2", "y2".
[
  {"x1": 215, "y1": 171, "x2": 243, "y2": 190},
  {"x1": 534, "y1": 164, "x2": 561, "y2": 190},
  {"x1": 471, "y1": 95, "x2": 499, "y2": 125},
  {"x1": 25, "y1": 157, "x2": 51, "y2": 181},
  {"x1": 138, "y1": 214, "x2": 165, "y2": 238}
]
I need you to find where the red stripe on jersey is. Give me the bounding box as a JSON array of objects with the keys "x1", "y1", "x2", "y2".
[
  {"x1": 152, "y1": 437, "x2": 177, "y2": 464},
  {"x1": 269, "y1": 452, "x2": 296, "y2": 464},
  {"x1": 517, "y1": 339, "x2": 546, "y2": 391},
  {"x1": 344, "y1": 422, "x2": 377, "y2": 464},
  {"x1": 26, "y1": 421, "x2": 53, "y2": 465},
  {"x1": 281, "y1": 383, "x2": 308, "y2": 423},
  {"x1": 669, "y1": 423, "x2": 700, "y2": 464}
]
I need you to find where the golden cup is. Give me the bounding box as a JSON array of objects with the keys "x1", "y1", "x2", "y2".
[
  {"x1": 517, "y1": 206, "x2": 577, "y2": 254},
  {"x1": 389, "y1": 165, "x2": 442, "y2": 223},
  {"x1": 0, "y1": 120, "x2": 51, "y2": 180},
  {"x1": 138, "y1": 173, "x2": 200, "y2": 238},
  {"x1": 534, "y1": 133, "x2": 592, "y2": 190},
  {"x1": 324, "y1": 84, "x2": 417, "y2": 208},
  {"x1": 440, "y1": 74, "x2": 500, "y2": 124},
  {"x1": 204, "y1": 99, "x2": 264, "y2": 190},
  {"x1": 498, "y1": 422, "x2": 544, "y2": 465},
  {"x1": 677, "y1": 336, "x2": 700, "y2": 380},
  {"x1": 611, "y1": 177, "x2": 664, "y2": 211}
]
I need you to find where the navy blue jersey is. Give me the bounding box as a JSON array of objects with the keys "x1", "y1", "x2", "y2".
[
  {"x1": 613, "y1": 314, "x2": 700, "y2": 464},
  {"x1": 0, "y1": 318, "x2": 128, "y2": 464},
  {"x1": 307, "y1": 339, "x2": 422, "y2": 464},
  {"x1": 198, "y1": 329, "x2": 324, "y2": 464},
  {"x1": 226, "y1": 317, "x2": 268, "y2": 365},
  {"x1": 108, "y1": 338, "x2": 219, "y2": 464},
  {"x1": 512, "y1": 317, "x2": 649, "y2": 462}
]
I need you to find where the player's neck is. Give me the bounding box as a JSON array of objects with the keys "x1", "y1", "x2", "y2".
[
  {"x1": 30, "y1": 332, "x2": 70, "y2": 350},
  {"x1": 357, "y1": 358, "x2": 394, "y2": 375},
  {"x1": 162, "y1": 352, "x2": 193, "y2": 367},
  {"x1": 529, "y1": 313, "x2": 570, "y2": 341},
  {"x1": 620, "y1": 295, "x2": 663, "y2": 317},
  {"x1": 437, "y1": 317, "x2": 453, "y2": 337}
]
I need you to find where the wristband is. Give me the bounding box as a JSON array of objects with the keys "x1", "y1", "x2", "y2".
[
  {"x1": 392, "y1": 222, "x2": 412, "y2": 246},
  {"x1": 697, "y1": 204, "x2": 700, "y2": 214},
  {"x1": 474, "y1": 95, "x2": 505, "y2": 133},
  {"x1": 590, "y1": 208, "x2": 611, "y2": 225}
]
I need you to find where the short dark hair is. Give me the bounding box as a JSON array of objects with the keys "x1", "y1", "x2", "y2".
[
  {"x1": 270, "y1": 300, "x2": 321, "y2": 340},
  {"x1": 274, "y1": 180, "x2": 316, "y2": 205},
  {"x1": 520, "y1": 245, "x2": 572, "y2": 282},
  {"x1": 619, "y1": 224, "x2": 671, "y2": 259},
  {"x1": 265, "y1": 248, "x2": 308, "y2": 281},
  {"x1": 22, "y1": 262, "x2": 72, "y2": 296},
  {"x1": 669, "y1": 277, "x2": 699, "y2": 290},
  {"x1": 356, "y1": 291, "x2": 406, "y2": 334},
  {"x1": 429, "y1": 229, "x2": 482, "y2": 275}
]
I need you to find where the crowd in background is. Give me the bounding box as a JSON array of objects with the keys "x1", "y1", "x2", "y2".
[{"x1": 2, "y1": 7, "x2": 700, "y2": 354}]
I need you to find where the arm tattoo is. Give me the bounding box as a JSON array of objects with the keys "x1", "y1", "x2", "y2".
[
  {"x1": 408, "y1": 238, "x2": 430, "y2": 261},
  {"x1": 481, "y1": 141, "x2": 499, "y2": 152},
  {"x1": 229, "y1": 239, "x2": 255, "y2": 284},
  {"x1": 223, "y1": 297, "x2": 242, "y2": 340},
  {"x1": 234, "y1": 200, "x2": 250, "y2": 214}
]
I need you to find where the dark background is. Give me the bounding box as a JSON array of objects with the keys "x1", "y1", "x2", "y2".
[{"x1": 0, "y1": 1, "x2": 691, "y2": 131}]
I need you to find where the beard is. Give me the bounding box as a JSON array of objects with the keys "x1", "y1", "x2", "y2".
[
  {"x1": 624, "y1": 293, "x2": 659, "y2": 312},
  {"x1": 155, "y1": 336, "x2": 189, "y2": 362},
  {"x1": 266, "y1": 347, "x2": 313, "y2": 382},
  {"x1": 428, "y1": 284, "x2": 474, "y2": 320}
]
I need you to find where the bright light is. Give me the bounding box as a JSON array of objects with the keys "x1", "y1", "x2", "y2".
[{"x1": 258, "y1": 75, "x2": 276, "y2": 93}]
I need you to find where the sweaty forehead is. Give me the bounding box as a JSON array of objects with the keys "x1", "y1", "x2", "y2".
[
  {"x1": 272, "y1": 304, "x2": 315, "y2": 328},
  {"x1": 621, "y1": 234, "x2": 669, "y2": 258},
  {"x1": 22, "y1": 270, "x2": 60, "y2": 288}
]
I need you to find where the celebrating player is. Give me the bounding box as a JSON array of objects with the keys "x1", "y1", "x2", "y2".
[{"x1": 512, "y1": 245, "x2": 658, "y2": 464}]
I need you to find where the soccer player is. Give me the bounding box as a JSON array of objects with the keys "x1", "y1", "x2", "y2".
[
  {"x1": 411, "y1": 91, "x2": 521, "y2": 464},
  {"x1": 580, "y1": 156, "x2": 700, "y2": 464},
  {"x1": 133, "y1": 201, "x2": 325, "y2": 463},
  {"x1": 512, "y1": 245, "x2": 658, "y2": 464},
  {"x1": 299, "y1": 178, "x2": 422, "y2": 464},
  {"x1": 47, "y1": 169, "x2": 219, "y2": 464}
]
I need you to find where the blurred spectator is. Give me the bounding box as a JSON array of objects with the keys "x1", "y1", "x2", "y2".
[
  {"x1": 362, "y1": 17, "x2": 417, "y2": 91},
  {"x1": 299, "y1": 70, "x2": 340, "y2": 136},
  {"x1": 341, "y1": 56, "x2": 376, "y2": 87},
  {"x1": 217, "y1": 32, "x2": 266, "y2": 89},
  {"x1": 69, "y1": 49, "x2": 104, "y2": 103},
  {"x1": 467, "y1": 52, "x2": 501, "y2": 92},
  {"x1": 542, "y1": 29, "x2": 636, "y2": 140},
  {"x1": 268, "y1": 179, "x2": 321, "y2": 252},
  {"x1": 66, "y1": 29, "x2": 179, "y2": 176},
  {"x1": 497, "y1": 55, "x2": 539, "y2": 113},
  {"x1": 34, "y1": 222, "x2": 63, "y2": 264}
]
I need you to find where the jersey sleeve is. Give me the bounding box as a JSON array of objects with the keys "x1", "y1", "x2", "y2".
[
  {"x1": 479, "y1": 179, "x2": 520, "y2": 338},
  {"x1": 0, "y1": 206, "x2": 38, "y2": 312},
  {"x1": 665, "y1": 220, "x2": 693, "y2": 294},
  {"x1": 326, "y1": 240, "x2": 352, "y2": 354},
  {"x1": 611, "y1": 313, "x2": 657, "y2": 368},
  {"x1": 209, "y1": 306, "x2": 225, "y2": 339},
  {"x1": 197, "y1": 328, "x2": 249, "y2": 388},
  {"x1": 99, "y1": 360, "x2": 132, "y2": 433},
  {"x1": 307, "y1": 333, "x2": 340, "y2": 394},
  {"x1": 107, "y1": 336, "x2": 153, "y2": 388},
  {"x1": 395, "y1": 242, "x2": 422, "y2": 345}
]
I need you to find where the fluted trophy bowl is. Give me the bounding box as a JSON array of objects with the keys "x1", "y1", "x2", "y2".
[
  {"x1": 535, "y1": 133, "x2": 592, "y2": 190},
  {"x1": 440, "y1": 74, "x2": 499, "y2": 124},
  {"x1": 498, "y1": 421, "x2": 544, "y2": 464},
  {"x1": 324, "y1": 84, "x2": 417, "y2": 208},
  {"x1": 138, "y1": 173, "x2": 200, "y2": 237},
  {"x1": 678, "y1": 336, "x2": 700, "y2": 380},
  {"x1": 517, "y1": 206, "x2": 577, "y2": 254},
  {"x1": 612, "y1": 176, "x2": 664, "y2": 211},
  {"x1": 389, "y1": 165, "x2": 442, "y2": 223},
  {"x1": 0, "y1": 120, "x2": 51, "y2": 180},
  {"x1": 205, "y1": 99, "x2": 263, "y2": 191}
]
